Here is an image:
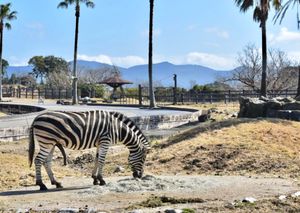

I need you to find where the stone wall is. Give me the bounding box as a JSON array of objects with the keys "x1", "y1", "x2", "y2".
[{"x1": 239, "y1": 96, "x2": 300, "y2": 121}]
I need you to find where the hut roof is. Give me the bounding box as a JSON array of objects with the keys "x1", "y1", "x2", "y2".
[{"x1": 99, "y1": 75, "x2": 133, "y2": 85}]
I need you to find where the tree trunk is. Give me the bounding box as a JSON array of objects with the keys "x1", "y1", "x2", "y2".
[
  {"x1": 260, "y1": 19, "x2": 267, "y2": 97},
  {"x1": 72, "y1": 4, "x2": 80, "y2": 105},
  {"x1": 148, "y1": 0, "x2": 156, "y2": 108},
  {"x1": 297, "y1": 66, "x2": 300, "y2": 97},
  {"x1": 0, "y1": 22, "x2": 3, "y2": 101}
]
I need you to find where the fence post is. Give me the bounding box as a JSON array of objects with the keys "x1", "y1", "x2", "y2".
[
  {"x1": 25, "y1": 88, "x2": 28, "y2": 99},
  {"x1": 18, "y1": 86, "x2": 21, "y2": 98},
  {"x1": 32, "y1": 87, "x2": 34, "y2": 99},
  {"x1": 210, "y1": 92, "x2": 213, "y2": 104},
  {"x1": 66, "y1": 88, "x2": 68, "y2": 99},
  {"x1": 181, "y1": 88, "x2": 184, "y2": 104},
  {"x1": 173, "y1": 74, "x2": 177, "y2": 105},
  {"x1": 58, "y1": 88, "x2": 61, "y2": 100},
  {"x1": 138, "y1": 84, "x2": 143, "y2": 106},
  {"x1": 38, "y1": 88, "x2": 41, "y2": 99}
]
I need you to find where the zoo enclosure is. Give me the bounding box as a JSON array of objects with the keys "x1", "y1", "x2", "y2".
[{"x1": 2, "y1": 86, "x2": 298, "y2": 105}]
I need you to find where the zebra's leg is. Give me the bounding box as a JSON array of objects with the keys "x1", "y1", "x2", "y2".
[
  {"x1": 92, "y1": 152, "x2": 99, "y2": 185},
  {"x1": 35, "y1": 145, "x2": 52, "y2": 191},
  {"x1": 92, "y1": 140, "x2": 110, "y2": 186},
  {"x1": 44, "y1": 146, "x2": 63, "y2": 189}
]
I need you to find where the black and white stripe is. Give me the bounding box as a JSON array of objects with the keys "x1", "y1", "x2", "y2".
[{"x1": 29, "y1": 110, "x2": 150, "y2": 190}]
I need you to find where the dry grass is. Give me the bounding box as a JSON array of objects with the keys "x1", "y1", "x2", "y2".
[
  {"x1": 0, "y1": 141, "x2": 82, "y2": 191},
  {"x1": 147, "y1": 118, "x2": 300, "y2": 177}
]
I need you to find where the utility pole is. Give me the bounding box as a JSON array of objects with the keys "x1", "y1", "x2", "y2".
[{"x1": 173, "y1": 74, "x2": 177, "y2": 105}]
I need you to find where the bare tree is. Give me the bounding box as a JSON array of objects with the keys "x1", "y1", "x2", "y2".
[{"x1": 224, "y1": 44, "x2": 296, "y2": 91}]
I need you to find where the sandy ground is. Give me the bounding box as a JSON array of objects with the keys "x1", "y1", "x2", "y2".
[{"x1": 0, "y1": 175, "x2": 299, "y2": 212}]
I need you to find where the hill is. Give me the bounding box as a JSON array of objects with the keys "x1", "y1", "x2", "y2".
[{"x1": 6, "y1": 60, "x2": 234, "y2": 88}]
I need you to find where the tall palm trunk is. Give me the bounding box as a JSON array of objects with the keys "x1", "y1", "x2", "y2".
[
  {"x1": 72, "y1": 4, "x2": 80, "y2": 105},
  {"x1": 260, "y1": 18, "x2": 267, "y2": 97},
  {"x1": 148, "y1": 0, "x2": 156, "y2": 108},
  {"x1": 0, "y1": 22, "x2": 3, "y2": 101}
]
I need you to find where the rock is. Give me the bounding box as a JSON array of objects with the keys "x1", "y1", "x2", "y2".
[
  {"x1": 198, "y1": 113, "x2": 210, "y2": 122},
  {"x1": 129, "y1": 210, "x2": 143, "y2": 213},
  {"x1": 238, "y1": 97, "x2": 266, "y2": 118},
  {"x1": 165, "y1": 209, "x2": 183, "y2": 213},
  {"x1": 58, "y1": 208, "x2": 79, "y2": 213},
  {"x1": 114, "y1": 166, "x2": 125, "y2": 173},
  {"x1": 291, "y1": 191, "x2": 300, "y2": 198},
  {"x1": 282, "y1": 102, "x2": 300, "y2": 110},
  {"x1": 231, "y1": 112, "x2": 238, "y2": 118},
  {"x1": 242, "y1": 197, "x2": 257, "y2": 203},
  {"x1": 278, "y1": 195, "x2": 287, "y2": 200}
]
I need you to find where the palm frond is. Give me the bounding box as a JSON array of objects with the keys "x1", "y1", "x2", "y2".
[
  {"x1": 235, "y1": 0, "x2": 254, "y2": 12},
  {"x1": 57, "y1": 1, "x2": 70, "y2": 9},
  {"x1": 253, "y1": 6, "x2": 262, "y2": 22},
  {"x1": 5, "y1": 23, "x2": 11, "y2": 30}
]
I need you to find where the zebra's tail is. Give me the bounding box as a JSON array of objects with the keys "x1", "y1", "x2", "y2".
[{"x1": 28, "y1": 126, "x2": 35, "y2": 168}]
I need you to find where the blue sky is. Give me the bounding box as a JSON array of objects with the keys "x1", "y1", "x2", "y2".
[{"x1": 3, "y1": 0, "x2": 300, "y2": 70}]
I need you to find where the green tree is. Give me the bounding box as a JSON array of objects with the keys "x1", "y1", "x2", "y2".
[
  {"x1": 1, "y1": 58, "x2": 8, "y2": 75},
  {"x1": 0, "y1": 3, "x2": 17, "y2": 101},
  {"x1": 148, "y1": 0, "x2": 156, "y2": 108},
  {"x1": 28, "y1": 56, "x2": 46, "y2": 84},
  {"x1": 234, "y1": 0, "x2": 281, "y2": 97},
  {"x1": 29, "y1": 55, "x2": 70, "y2": 86},
  {"x1": 58, "y1": 0, "x2": 95, "y2": 105}
]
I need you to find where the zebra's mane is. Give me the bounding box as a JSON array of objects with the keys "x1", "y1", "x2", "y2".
[{"x1": 109, "y1": 111, "x2": 149, "y2": 149}]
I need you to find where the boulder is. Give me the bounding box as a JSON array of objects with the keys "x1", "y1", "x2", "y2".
[{"x1": 238, "y1": 97, "x2": 267, "y2": 118}]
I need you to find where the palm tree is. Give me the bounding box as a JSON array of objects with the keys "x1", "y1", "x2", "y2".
[
  {"x1": 234, "y1": 0, "x2": 281, "y2": 97},
  {"x1": 148, "y1": 0, "x2": 156, "y2": 108},
  {"x1": 273, "y1": 0, "x2": 300, "y2": 97},
  {"x1": 0, "y1": 3, "x2": 17, "y2": 101},
  {"x1": 58, "y1": 0, "x2": 95, "y2": 105},
  {"x1": 274, "y1": 0, "x2": 300, "y2": 28}
]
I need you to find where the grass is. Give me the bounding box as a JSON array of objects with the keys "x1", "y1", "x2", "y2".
[{"x1": 147, "y1": 118, "x2": 300, "y2": 177}]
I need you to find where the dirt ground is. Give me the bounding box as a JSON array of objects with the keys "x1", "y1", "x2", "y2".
[{"x1": 1, "y1": 104, "x2": 300, "y2": 212}]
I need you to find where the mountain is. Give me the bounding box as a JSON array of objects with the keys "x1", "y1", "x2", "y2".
[
  {"x1": 124, "y1": 62, "x2": 232, "y2": 88},
  {"x1": 6, "y1": 60, "x2": 234, "y2": 88},
  {"x1": 5, "y1": 65, "x2": 33, "y2": 78}
]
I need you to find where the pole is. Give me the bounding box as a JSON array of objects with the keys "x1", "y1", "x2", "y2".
[{"x1": 173, "y1": 74, "x2": 177, "y2": 105}]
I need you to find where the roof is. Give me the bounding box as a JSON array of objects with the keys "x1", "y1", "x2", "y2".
[{"x1": 98, "y1": 74, "x2": 133, "y2": 85}]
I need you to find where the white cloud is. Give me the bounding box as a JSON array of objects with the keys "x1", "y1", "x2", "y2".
[
  {"x1": 287, "y1": 51, "x2": 300, "y2": 63},
  {"x1": 78, "y1": 54, "x2": 146, "y2": 68},
  {"x1": 185, "y1": 52, "x2": 236, "y2": 70},
  {"x1": 8, "y1": 56, "x2": 28, "y2": 66},
  {"x1": 204, "y1": 27, "x2": 230, "y2": 39},
  {"x1": 270, "y1": 27, "x2": 300, "y2": 43}
]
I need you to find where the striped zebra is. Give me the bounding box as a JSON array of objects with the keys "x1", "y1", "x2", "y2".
[{"x1": 28, "y1": 110, "x2": 150, "y2": 190}]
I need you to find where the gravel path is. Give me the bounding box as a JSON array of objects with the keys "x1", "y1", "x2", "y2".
[{"x1": 0, "y1": 175, "x2": 298, "y2": 212}]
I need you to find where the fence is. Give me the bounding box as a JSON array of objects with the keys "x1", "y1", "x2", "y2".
[
  {"x1": 2, "y1": 87, "x2": 74, "y2": 100},
  {"x1": 2, "y1": 86, "x2": 298, "y2": 105}
]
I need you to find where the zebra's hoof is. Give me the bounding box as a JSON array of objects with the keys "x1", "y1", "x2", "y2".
[
  {"x1": 39, "y1": 184, "x2": 48, "y2": 191},
  {"x1": 56, "y1": 182, "x2": 63, "y2": 188},
  {"x1": 99, "y1": 180, "x2": 106, "y2": 186},
  {"x1": 93, "y1": 180, "x2": 99, "y2": 185}
]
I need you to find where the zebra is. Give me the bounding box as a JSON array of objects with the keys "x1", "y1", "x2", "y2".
[{"x1": 28, "y1": 110, "x2": 150, "y2": 190}]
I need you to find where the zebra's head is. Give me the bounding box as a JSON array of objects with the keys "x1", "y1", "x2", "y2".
[{"x1": 128, "y1": 146, "x2": 148, "y2": 178}]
